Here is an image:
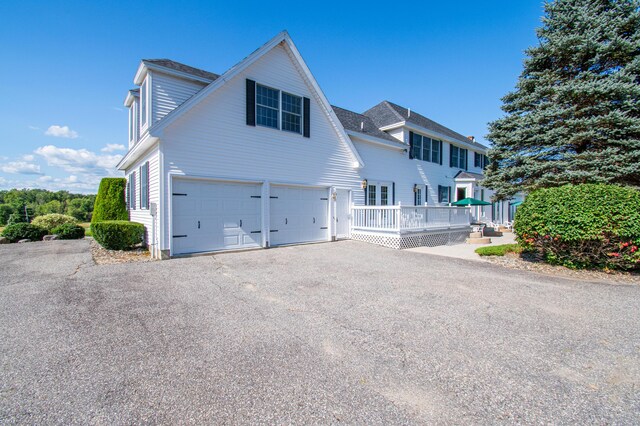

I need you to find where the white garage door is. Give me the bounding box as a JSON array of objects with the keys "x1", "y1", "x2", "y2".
[
  {"x1": 172, "y1": 180, "x2": 262, "y2": 255},
  {"x1": 269, "y1": 186, "x2": 329, "y2": 246}
]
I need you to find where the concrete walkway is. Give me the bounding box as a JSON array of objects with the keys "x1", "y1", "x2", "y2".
[{"x1": 407, "y1": 232, "x2": 516, "y2": 261}]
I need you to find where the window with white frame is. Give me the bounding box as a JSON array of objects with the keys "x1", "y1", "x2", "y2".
[
  {"x1": 438, "y1": 185, "x2": 450, "y2": 204},
  {"x1": 139, "y1": 162, "x2": 149, "y2": 210},
  {"x1": 256, "y1": 84, "x2": 279, "y2": 129},
  {"x1": 281, "y1": 92, "x2": 302, "y2": 133},
  {"x1": 367, "y1": 184, "x2": 377, "y2": 206},
  {"x1": 140, "y1": 80, "x2": 147, "y2": 128},
  {"x1": 415, "y1": 186, "x2": 422, "y2": 205},
  {"x1": 411, "y1": 132, "x2": 442, "y2": 164},
  {"x1": 380, "y1": 185, "x2": 389, "y2": 206},
  {"x1": 450, "y1": 145, "x2": 468, "y2": 170}
]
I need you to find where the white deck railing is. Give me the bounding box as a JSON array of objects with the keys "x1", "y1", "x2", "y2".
[{"x1": 351, "y1": 205, "x2": 471, "y2": 233}]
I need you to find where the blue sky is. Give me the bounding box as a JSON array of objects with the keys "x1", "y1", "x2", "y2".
[{"x1": 0, "y1": 0, "x2": 543, "y2": 193}]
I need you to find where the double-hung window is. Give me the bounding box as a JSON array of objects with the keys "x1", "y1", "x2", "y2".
[
  {"x1": 256, "y1": 84, "x2": 279, "y2": 129},
  {"x1": 380, "y1": 186, "x2": 389, "y2": 206},
  {"x1": 474, "y1": 152, "x2": 489, "y2": 169},
  {"x1": 127, "y1": 172, "x2": 136, "y2": 210},
  {"x1": 281, "y1": 92, "x2": 302, "y2": 133},
  {"x1": 139, "y1": 162, "x2": 149, "y2": 210},
  {"x1": 450, "y1": 145, "x2": 468, "y2": 170},
  {"x1": 140, "y1": 80, "x2": 147, "y2": 128},
  {"x1": 411, "y1": 132, "x2": 442, "y2": 164},
  {"x1": 438, "y1": 185, "x2": 451, "y2": 204}
]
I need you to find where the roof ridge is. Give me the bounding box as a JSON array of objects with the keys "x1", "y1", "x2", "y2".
[{"x1": 381, "y1": 100, "x2": 405, "y2": 122}]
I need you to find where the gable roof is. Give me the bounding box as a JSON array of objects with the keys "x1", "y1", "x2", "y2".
[
  {"x1": 454, "y1": 170, "x2": 484, "y2": 180},
  {"x1": 331, "y1": 106, "x2": 403, "y2": 145},
  {"x1": 142, "y1": 59, "x2": 220, "y2": 82},
  {"x1": 118, "y1": 31, "x2": 364, "y2": 170},
  {"x1": 364, "y1": 101, "x2": 488, "y2": 150}
]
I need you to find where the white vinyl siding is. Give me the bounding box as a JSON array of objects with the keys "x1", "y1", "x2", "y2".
[
  {"x1": 160, "y1": 44, "x2": 361, "y2": 248},
  {"x1": 125, "y1": 146, "x2": 160, "y2": 247},
  {"x1": 152, "y1": 72, "x2": 207, "y2": 124}
]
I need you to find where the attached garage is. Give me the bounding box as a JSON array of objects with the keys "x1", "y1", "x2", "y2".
[
  {"x1": 269, "y1": 185, "x2": 329, "y2": 246},
  {"x1": 172, "y1": 179, "x2": 262, "y2": 255}
]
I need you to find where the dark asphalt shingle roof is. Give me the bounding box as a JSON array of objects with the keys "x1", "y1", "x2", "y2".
[
  {"x1": 142, "y1": 59, "x2": 220, "y2": 82},
  {"x1": 332, "y1": 106, "x2": 403, "y2": 144},
  {"x1": 363, "y1": 101, "x2": 488, "y2": 150}
]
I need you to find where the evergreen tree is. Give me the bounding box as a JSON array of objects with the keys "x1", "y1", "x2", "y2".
[{"x1": 484, "y1": 0, "x2": 640, "y2": 199}]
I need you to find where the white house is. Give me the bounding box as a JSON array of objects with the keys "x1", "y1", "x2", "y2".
[{"x1": 117, "y1": 31, "x2": 518, "y2": 258}]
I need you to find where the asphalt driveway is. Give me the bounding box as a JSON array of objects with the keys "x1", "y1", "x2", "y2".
[{"x1": 1, "y1": 239, "x2": 639, "y2": 424}]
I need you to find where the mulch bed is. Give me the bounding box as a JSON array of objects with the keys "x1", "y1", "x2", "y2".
[
  {"x1": 89, "y1": 238, "x2": 155, "y2": 265},
  {"x1": 484, "y1": 252, "x2": 640, "y2": 285}
]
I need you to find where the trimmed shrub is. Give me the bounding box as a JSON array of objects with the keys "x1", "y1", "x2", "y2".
[
  {"x1": 51, "y1": 223, "x2": 85, "y2": 240},
  {"x1": 32, "y1": 213, "x2": 77, "y2": 231},
  {"x1": 475, "y1": 244, "x2": 521, "y2": 257},
  {"x1": 91, "y1": 220, "x2": 145, "y2": 250},
  {"x1": 1, "y1": 223, "x2": 48, "y2": 242},
  {"x1": 7, "y1": 212, "x2": 26, "y2": 226},
  {"x1": 92, "y1": 178, "x2": 128, "y2": 223},
  {"x1": 515, "y1": 184, "x2": 640, "y2": 270}
]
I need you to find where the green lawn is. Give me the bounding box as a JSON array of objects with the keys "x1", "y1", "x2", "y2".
[{"x1": 80, "y1": 222, "x2": 92, "y2": 237}]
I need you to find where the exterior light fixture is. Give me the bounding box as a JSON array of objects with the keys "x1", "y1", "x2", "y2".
[{"x1": 361, "y1": 179, "x2": 368, "y2": 189}]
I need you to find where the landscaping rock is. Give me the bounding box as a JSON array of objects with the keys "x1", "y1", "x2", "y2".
[
  {"x1": 17, "y1": 239, "x2": 31, "y2": 243},
  {"x1": 0, "y1": 237, "x2": 9, "y2": 244},
  {"x1": 43, "y1": 235, "x2": 59, "y2": 241}
]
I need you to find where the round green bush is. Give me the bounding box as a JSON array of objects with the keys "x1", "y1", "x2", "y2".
[
  {"x1": 92, "y1": 178, "x2": 128, "y2": 223},
  {"x1": 515, "y1": 184, "x2": 640, "y2": 270},
  {"x1": 51, "y1": 223, "x2": 85, "y2": 240},
  {"x1": 91, "y1": 220, "x2": 145, "y2": 250},
  {"x1": 32, "y1": 213, "x2": 77, "y2": 232},
  {"x1": 1, "y1": 223, "x2": 48, "y2": 243}
]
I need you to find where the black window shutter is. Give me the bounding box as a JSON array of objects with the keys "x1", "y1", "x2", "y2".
[
  {"x1": 246, "y1": 79, "x2": 256, "y2": 126},
  {"x1": 448, "y1": 186, "x2": 452, "y2": 203},
  {"x1": 145, "y1": 162, "x2": 150, "y2": 209},
  {"x1": 303, "y1": 97, "x2": 310, "y2": 138},
  {"x1": 414, "y1": 186, "x2": 417, "y2": 206},
  {"x1": 425, "y1": 185, "x2": 428, "y2": 203},
  {"x1": 408, "y1": 131, "x2": 414, "y2": 159},
  {"x1": 392, "y1": 182, "x2": 395, "y2": 205},
  {"x1": 439, "y1": 141, "x2": 443, "y2": 165},
  {"x1": 449, "y1": 144, "x2": 454, "y2": 167},
  {"x1": 438, "y1": 185, "x2": 442, "y2": 203},
  {"x1": 363, "y1": 184, "x2": 368, "y2": 206}
]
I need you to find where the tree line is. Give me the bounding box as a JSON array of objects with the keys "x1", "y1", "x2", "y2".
[{"x1": 0, "y1": 189, "x2": 96, "y2": 225}]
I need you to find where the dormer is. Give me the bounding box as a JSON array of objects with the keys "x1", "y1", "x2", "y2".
[{"x1": 130, "y1": 59, "x2": 220, "y2": 139}]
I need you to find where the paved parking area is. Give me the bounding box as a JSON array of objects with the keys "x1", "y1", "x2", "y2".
[{"x1": 1, "y1": 239, "x2": 639, "y2": 424}]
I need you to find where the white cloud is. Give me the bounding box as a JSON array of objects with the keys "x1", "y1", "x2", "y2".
[
  {"x1": 35, "y1": 145, "x2": 122, "y2": 175},
  {"x1": 45, "y1": 125, "x2": 79, "y2": 139},
  {"x1": 22, "y1": 154, "x2": 35, "y2": 161},
  {"x1": 1, "y1": 161, "x2": 42, "y2": 175},
  {"x1": 28, "y1": 125, "x2": 40, "y2": 130},
  {"x1": 101, "y1": 143, "x2": 126, "y2": 153}
]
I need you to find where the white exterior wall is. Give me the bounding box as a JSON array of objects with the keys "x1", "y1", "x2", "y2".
[
  {"x1": 159, "y1": 45, "x2": 361, "y2": 248},
  {"x1": 125, "y1": 145, "x2": 160, "y2": 249},
  {"x1": 151, "y1": 72, "x2": 207, "y2": 124},
  {"x1": 352, "y1": 137, "x2": 467, "y2": 206}
]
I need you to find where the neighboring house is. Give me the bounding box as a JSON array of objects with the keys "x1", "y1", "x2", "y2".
[{"x1": 117, "y1": 31, "x2": 516, "y2": 258}]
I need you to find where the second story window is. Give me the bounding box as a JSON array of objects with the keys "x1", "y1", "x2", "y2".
[
  {"x1": 140, "y1": 80, "x2": 147, "y2": 128},
  {"x1": 281, "y1": 92, "x2": 302, "y2": 133},
  {"x1": 450, "y1": 145, "x2": 468, "y2": 170},
  {"x1": 410, "y1": 132, "x2": 443, "y2": 164},
  {"x1": 474, "y1": 152, "x2": 489, "y2": 169},
  {"x1": 256, "y1": 84, "x2": 279, "y2": 129}
]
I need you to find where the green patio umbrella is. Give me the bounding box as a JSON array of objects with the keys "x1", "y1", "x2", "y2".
[
  {"x1": 451, "y1": 197, "x2": 491, "y2": 206},
  {"x1": 510, "y1": 200, "x2": 523, "y2": 206}
]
